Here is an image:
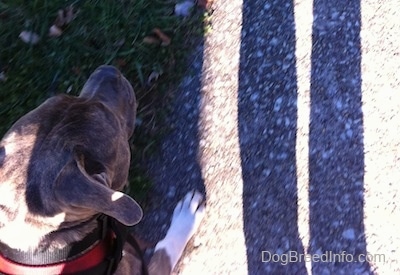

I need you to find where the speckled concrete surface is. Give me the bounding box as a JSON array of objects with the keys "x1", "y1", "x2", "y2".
[{"x1": 134, "y1": 0, "x2": 400, "y2": 274}]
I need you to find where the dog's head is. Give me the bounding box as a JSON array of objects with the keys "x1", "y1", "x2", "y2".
[
  {"x1": 79, "y1": 65, "x2": 137, "y2": 138},
  {"x1": 51, "y1": 65, "x2": 142, "y2": 226},
  {"x1": 0, "y1": 66, "x2": 142, "y2": 248}
]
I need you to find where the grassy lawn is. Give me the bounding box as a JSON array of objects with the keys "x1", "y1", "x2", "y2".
[{"x1": 0, "y1": 0, "x2": 206, "y2": 201}]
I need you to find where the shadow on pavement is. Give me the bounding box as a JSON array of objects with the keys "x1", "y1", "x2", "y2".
[
  {"x1": 134, "y1": 41, "x2": 206, "y2": 244},
  {"x1": 239, "y1": 0, "x2": 371, "y2": 273},
  {"x1": 309, "y1": 0, "x2": 372, "y2": 273},
  {"x1": 238, "y1": 0, "x2": 306, "y2": 273}
]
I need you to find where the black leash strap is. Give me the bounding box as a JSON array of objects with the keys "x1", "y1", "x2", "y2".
[{"x1": 108, "y1": 218, "x2": 149, "y2": 275}]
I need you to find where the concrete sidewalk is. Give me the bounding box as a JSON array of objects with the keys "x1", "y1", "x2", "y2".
[{"x1": 135, "y1": 0, "x2": 400, "y2": 274}]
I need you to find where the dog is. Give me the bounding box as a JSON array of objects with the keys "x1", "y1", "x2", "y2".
[{"x1": 0, "y1": 65, "x2": 205, "y2": 275}]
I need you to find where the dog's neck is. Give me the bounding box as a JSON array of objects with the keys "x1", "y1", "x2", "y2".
[{"x1": 0, "y1": 208, "x2": 98, "y2": 252}]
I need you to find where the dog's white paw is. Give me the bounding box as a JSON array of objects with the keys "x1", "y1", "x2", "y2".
[
  {"x1": 170, "y1": 190, "x2": 205, "y2": 239},
  {"x1": 155, "y1": 190, "x2": 205, "y2": 269}
]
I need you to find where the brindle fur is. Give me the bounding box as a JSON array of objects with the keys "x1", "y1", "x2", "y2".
[{"x1": 0, "y1": 66, "x2": 177, "y2": 274}]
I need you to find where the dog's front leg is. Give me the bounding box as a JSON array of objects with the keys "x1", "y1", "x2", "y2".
[{"x1": 148, "y1": 191, "x2": 205, "y2": 274}]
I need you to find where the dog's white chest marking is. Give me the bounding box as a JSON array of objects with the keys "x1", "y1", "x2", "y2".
[
  {"x1": 0, "y1": 208, "x2": 66, "y2": 250},
  {"x1": 155, "y1": 191, "x2": 205, "y2": 269}
]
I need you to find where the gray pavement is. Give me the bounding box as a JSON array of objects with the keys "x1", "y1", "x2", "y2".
[{"x1": 134, "y1": 0, "x2": 400, "y2": 274}]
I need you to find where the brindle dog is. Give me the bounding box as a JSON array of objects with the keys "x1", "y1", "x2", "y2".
[{"x1": 0, "y1": 66, "x2": 205, "y2": 275}]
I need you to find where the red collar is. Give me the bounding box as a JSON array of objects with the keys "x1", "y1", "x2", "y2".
[{"x1": 0, "y1": 232, "x2": 112, "y2": 275}]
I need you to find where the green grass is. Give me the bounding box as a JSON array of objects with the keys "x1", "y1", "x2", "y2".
[{"x1": 0, "y1": 0, "x2": 206, "y2": 202}]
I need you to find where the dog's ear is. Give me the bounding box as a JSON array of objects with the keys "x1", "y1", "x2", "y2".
[{"x1": 54, "y1": 159, "x2": 143, "y2": 226}]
